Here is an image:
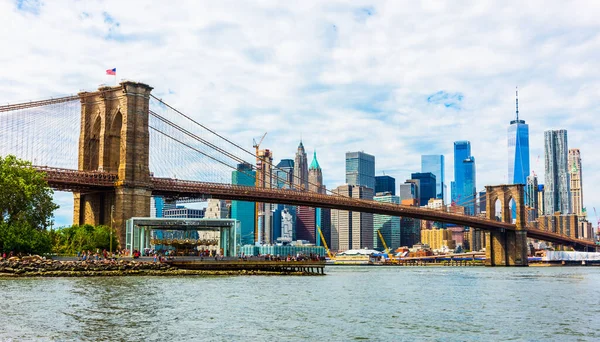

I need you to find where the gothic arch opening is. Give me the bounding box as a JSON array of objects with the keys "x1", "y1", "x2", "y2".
[
  {"x1": 507, "y1": 197, "x2": 516, "y2": 223},
  {"x1": 88, "y1": 116, "x2": 102, "y2": 171},
  {"x1": 494, "y1": 198, "x2": 502, "y2": 222},
  {"x1": 107, "y1": 111, "x2": 122, "y2": 173}
]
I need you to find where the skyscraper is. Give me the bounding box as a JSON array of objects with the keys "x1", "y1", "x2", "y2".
[
  {"x1": 452, "y1": 141, "x2": 476, "y2": 215},
  {"x1": 507, "y1": 89, "x2": 530, "y2": 185},
  {"x1": 568, "y1": 148, "x2": 584, "y2": 218},
  {"x1": 273, "y1": 159, "x2": 296, "y2": 243},
  {"x1": 330, "y1": 184, "x2": 374, "y2": 251},
  {"x1": 256, "y1": 149, "x2": 274, "y2": 244},
  {"x1": 274, "y1": 159, "x2": 294, "y2": 189},
  {"x1": 308, "y1": 151, "x2": 324, "y2": 194},
  {"x1": 526, "y1": 175, "x2": 539, "y2": 222},
  {"x1": 421, "y1": 155, "x2": 445, "y2": 202},
  {"x1": 374, "y1": 194, "x2": 401, "y2": 251},
  {"x1": 231, "y1": 163, "x2": 256, "y2": 245},
  {"x1": 544, "y1": 130, "x2": 570, "y2": 215},
  {"x1": 296, "y1": 150, "x2": 323, "y2": 243},
  {"x1": 411, "y1": 172, "x2": 436, "y2": 206},
  {"x1": 293, "y1": 141, "x2": 308, "y2": 190},
  {"x1": 346, "y1": 151, "x2": 375, "y2": 190},
  {"x1": 375, "y1": 175, "x2": 395, "y2": 195}
]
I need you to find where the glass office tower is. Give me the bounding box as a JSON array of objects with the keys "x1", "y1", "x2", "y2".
[
  {"x1": 507, "y1": 90, "x2": 530, "y2": 185},
  {"x1": 452, "y1": 141, "x2": 476, "y2": 215},
  {"x1": 346, "y1": 151, "x2": 375, "y2": 190},
  {"x1": 544, "y1": 129, "x2": 570, "y2": 214},
  {"x1": 421, "y1": 155, "x2": 445, "y2": 202}
]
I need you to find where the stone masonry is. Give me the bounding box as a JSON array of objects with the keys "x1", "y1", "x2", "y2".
[{"x1": 73, "y1": 82, "x2": 153, "y2": 247}]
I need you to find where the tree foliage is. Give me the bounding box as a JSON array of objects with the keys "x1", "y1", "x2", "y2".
[
  {"x1": 0, "y1": 155, "x2": 58, "y2": 229},
  {"x1": 51, "y1": 224, "x2": 117, "y2": 255},
  {"x1": 0, "y1": 155, "x2": 58, "y2": 254}
]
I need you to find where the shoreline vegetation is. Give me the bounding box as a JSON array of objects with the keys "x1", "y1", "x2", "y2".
[{"x1": 0, "y1": 255, "x2": 320, "y2": 277}]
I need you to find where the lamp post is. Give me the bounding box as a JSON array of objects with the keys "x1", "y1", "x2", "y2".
[{"x1": 110, "y1": 205, "x2": 114, "y2": 255}]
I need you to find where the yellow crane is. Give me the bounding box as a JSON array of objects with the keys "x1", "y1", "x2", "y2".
[
  {"x1": 317, "y1": 225, "x2": 334, "y2": 260},
  {"x1": 377, "y1": 230, "x2": 396, "y2": 263},
  {"x1": 252, "y1": 132, "x2": 267, "y2": 244}
]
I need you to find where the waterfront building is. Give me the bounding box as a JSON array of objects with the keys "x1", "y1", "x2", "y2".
[
  {"x1": 293, "y1": 141, "x2": 308, "y2": 190},
  {"x1": 411, "y1": 172, "x2": 436, "y2": 206},
  {"x1": 421, "y1": 229, "x2": 454, "y2": 251},
  {"x1": 400, "y1": 217, "x2": 420, "y2": 248},
  {"x1": 231, "y1": 163, "x2": 256, "y2": 245},
  {"x1": 568, "y1": 148, "x2": 584, "y2": 218},
  {"x1": 544, "y1": 130, "x2": 570, "y2": 214},
  {"x1": 346, "y1": 151, "x2": 375, "y2": 190},
  {"x1": 274, "y1": 159, "x2": 294, "y2": 189},
  {"x1": 421, "y1": 155, "x2": 445, "y2": 202},
  {"x1": 330, "y1": 185, "x2": 374, "y2": 252},
  {"x1": 452, "y1": 141, "x2": 476, "y2": 215},
  {"x1": 375, "y1": 175, "x2": 396, "y2": 196},
  {"x1": 164, "y1": 207, "x2": 205, "y2": 218},
  {"x1": 373, "y1": 193, "x2": 401, "y2": 251},
  {"x1": 507, "y1": 89, "x2": 530, "y2": 186}
]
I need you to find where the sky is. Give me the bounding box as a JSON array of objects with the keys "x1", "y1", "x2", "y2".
[{"x1": 1, "y1": 0, "x2": 599, "y2": 228}]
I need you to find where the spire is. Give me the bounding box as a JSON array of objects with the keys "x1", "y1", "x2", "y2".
[
  {"x1": 309, "y1": 149, "x2": 321, "y2": 170},
  {"x1": 515, "y1": 86, "x2": 519, "y2": 121}
]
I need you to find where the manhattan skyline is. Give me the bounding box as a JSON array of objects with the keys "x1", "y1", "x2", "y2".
[{"x1": 1, "y1": 1, "x2": 598, "y2": 227}]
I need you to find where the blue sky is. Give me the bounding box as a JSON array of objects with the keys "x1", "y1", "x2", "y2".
[{"x1": 1, "y1": 0, "x2": 599, "y2": 228}]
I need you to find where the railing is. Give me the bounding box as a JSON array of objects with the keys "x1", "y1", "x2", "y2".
[{"x1": 33, "y1": 166, "x2": 597, "y2": 248}]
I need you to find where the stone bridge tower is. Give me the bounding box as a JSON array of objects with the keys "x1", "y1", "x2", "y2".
[
  {"x1": 73, "y1": 81, "x2": 153, "y2": 246},
  {"x1": 485, "y1": 184, "x2": 528, "y2": 266}
]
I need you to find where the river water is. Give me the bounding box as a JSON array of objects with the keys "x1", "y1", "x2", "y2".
[{"x1": 1, "y1": 266, "x2": 599, "y2": 341}]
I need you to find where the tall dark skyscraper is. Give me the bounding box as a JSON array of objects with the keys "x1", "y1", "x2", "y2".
[
  {"x1": 375, "y1": 175, "x2": 395, "y2": 195},
  {"x1": 411, "y1": 172, "x2": 436, "y2": 206},
  {"x1": 508, "y1": 88, "x2": 530, "y2": 185},
  {"x1": 544, "y1": 129, "x2": 570, "y2": 215},
  {"x1": 452, "y1": 141, "x2": 476, "y2": 215},
  {"x1": 421, "y1": 155, "x2": 445, "y2": 202}
]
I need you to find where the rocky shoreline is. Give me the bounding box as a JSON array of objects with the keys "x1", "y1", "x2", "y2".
[{"x1": 0, "y1": 256, "x2": 313, "y2": 277}]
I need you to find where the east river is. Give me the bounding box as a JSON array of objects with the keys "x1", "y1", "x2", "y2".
[{"x1": 1, "y1": 266, "x2": 599, "y2": 341}]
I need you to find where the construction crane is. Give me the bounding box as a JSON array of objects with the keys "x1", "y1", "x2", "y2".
[
  {"x1": 253, "y1": 132, "x2": 267, "y2": 244},
  {"x1": 317, "y1": 225, "x2": 334, "y2": 260},
  {"x1": 377, "y1": 230, "x2": 396, "y2": 263}
]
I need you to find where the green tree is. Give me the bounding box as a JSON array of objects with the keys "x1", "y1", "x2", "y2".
[
  {"x1": 0, "y1": 155, "x2": 58, "y2": 254},
  {"x1": 51, "y1": 224, "x2": 117, "y2": 255}
]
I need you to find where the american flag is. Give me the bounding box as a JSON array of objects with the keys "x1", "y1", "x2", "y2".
[{"x1": 106, "y1": 68, "x2": 116, "y2": 75}]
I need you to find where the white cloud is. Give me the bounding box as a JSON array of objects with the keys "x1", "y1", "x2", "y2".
[{"x1": 1, "y1": 0, "x2": 599, "y2": 226}]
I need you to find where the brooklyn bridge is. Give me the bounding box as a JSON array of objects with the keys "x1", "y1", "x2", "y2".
[{"x1": 1, "y1": 81, "x2": 596, "y2": 266}]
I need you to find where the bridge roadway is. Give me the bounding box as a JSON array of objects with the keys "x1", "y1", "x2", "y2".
[{"x1": 37, "y1": 166, "x2": 597, "y2": 249}]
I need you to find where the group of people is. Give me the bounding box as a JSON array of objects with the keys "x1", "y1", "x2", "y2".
[
  {"x1": 1, "y1": 251, "x2": 15, "y2": 259},
  {"x1": 77, "y1": 249, "x2": 130, "y2": 262}
]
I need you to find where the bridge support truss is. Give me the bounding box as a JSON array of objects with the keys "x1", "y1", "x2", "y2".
[
  {"x1": 73, "y1": 82, "x2": 153, "y2": 246},
  {"x1": 485, "y1": 184, "x2": 528, "y2": 266}
]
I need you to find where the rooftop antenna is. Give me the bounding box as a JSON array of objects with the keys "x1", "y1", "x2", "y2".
[{"x1": 515, "y1": 86, "x2": 519, "y2": 121}]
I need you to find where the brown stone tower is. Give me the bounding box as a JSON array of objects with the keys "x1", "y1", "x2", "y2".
[
  {"x1": 485, "y1": 184, "x2": 529, "y2": 266},
  {"x1": 73, "y1": 81, "x2": 153, "y2": 246}
]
